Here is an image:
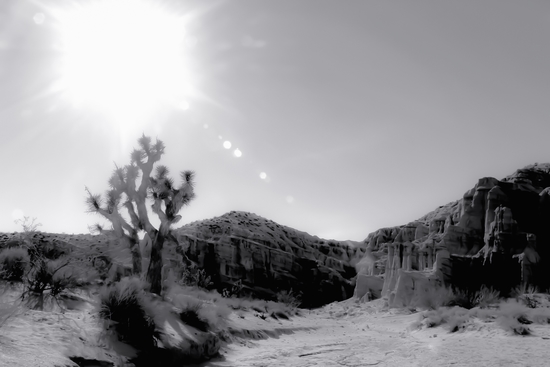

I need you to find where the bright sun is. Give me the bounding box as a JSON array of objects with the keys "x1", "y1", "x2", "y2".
[{"x1": 55, "y1": 0, "x2": 191, "y2": 122}]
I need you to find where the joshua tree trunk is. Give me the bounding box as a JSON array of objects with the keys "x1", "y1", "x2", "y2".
[
  {"x1": 147, "y1": 230, "x2": 165, "y2": 295},
  {"x1": 130, "y1": 240, "x2": 142, "y2": 275}
]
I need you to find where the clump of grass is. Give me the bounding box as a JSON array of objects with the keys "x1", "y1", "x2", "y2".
[
  {"x1": 413, "y1": 295, "x2": 550, "y2": 336},
  {"x1": 276, "y1": 289, "x2": 302, "y2": 309},
  {"x1": 98, "y1": 277, "x2": 161, "y2": 352},
  {"x1": 0, "y1": 247, "x2": 29, "y2": 281},
  {"x1": 413, "y1": 285, "x2": 501, "y2": 310},
  {"x1": 412, "y1": 306, "x2": 471, "y2": 331},
  {"x1": 179, "y1": 300, "x2": 209, "y2": 332},
  {"x1": 474, "y1": 285, "x2": 501, "y2": 309},
  {"x1": 167, "y1": 284, "x2": 231, "y2": 332},
  {"x1": 496, "y1": 299, "x2": 536, "y2": 335},
  {"x1": 20, "y1": 256, "x2": 84, "y2": 310},
  {"x1": 512, "y1": 284, "x2": 540, "y2": 308}
]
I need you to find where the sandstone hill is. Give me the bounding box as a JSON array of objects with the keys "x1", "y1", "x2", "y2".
[
  {"x1": 1, "y1": 212, "x2": 366, "y2": 308},
  {"x1": 355, "y1": 163, "x2": 550, "y2": 307},
  {"x1": 174, "y1": 211, "x2": 365, "y2": 307}
]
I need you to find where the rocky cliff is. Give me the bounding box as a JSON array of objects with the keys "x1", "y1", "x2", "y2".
[
  {"x1": 175, "y1": 211, "x2": 366, "y2": 308},
  {"x1": 1, "y1": 212, "x2": 366, "y2": 308},
  {"x1": 354, "y1": 163, "x2": 550, "y2": 307}
]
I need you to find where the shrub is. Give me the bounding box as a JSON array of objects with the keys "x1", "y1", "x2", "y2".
[
  {"x1": 493, "y1": 300, "x2": 534, "y2": 335},
  {"x1": 19, "y1": 256, "x2": 83, "y2": 310},
  {"x1": 180, "y1": 266, "x2": 213, "y2": 289},
  {"x1": 222, "y1": 279, "x2": 244, "y2": 298},
  {"x1": 98, "y1": 277, "x2": 161, "y2": 351},
  {"x1": 167, "y1": 285, "x2": 231, "y2": 332},
  {"x1": 447, "y1": 289, "x2": 479, "y2": 309},
  {"x1": 179, "y1": 300, "x2": 209, "y2": 332},
  {"x1": 276, "y1": 289, "x2": 302, "y2": 309},
  {"x1": 512, "y1": 284, "x2": 539, "y2": 308},
  {"x1": 0, "y1": 247, "x2": 29, "y2": 281},
  {"x1": 475, "y1": 285, "x2": 501, "y2": 308},
  {"x1": 497, "y1": 315, "x2": 531, "y2": 335},
  {"x1": 412, "y1": 306, "x2": 471, "y2": 332},
  {"x1": 445, "y1": 286, "x2": 501, "y2": 310}
]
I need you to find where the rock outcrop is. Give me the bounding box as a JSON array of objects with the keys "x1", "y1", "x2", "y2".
[
  {"x1": 1, "y1": 212, "x2": 365, "y2": 307},
  {"x1": 175, "y1": 211, "x2": 366, "y2": 307},
  {"x1": 355, "y1": 163, "x2": 550, "y2": 307}
]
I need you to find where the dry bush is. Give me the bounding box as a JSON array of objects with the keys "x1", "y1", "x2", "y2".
[
  {"x1": 413, "y1": 306, "x2": 471, "y2": 331},
  {"x1": 475, "y1": 286, "x2": 501, "y2": 308},
  {"x1": 179, "y1": 266, "x2": 213, "y2": 290},
  {"x1": 196, "y1": 301, "x2": 232, "y2": 331},
  {"x1": 222, "y1": 279, "x2": 244, "y2": 298},
  {"x1": 20, "y1": 256, "x2": 84, "y2": 310},
  {"x1": 497, "y1": 299, "x2": 534, "y2": 335},
  {"x1": 276, "y1": 289, "x2": 302, "y2": 309},
  {"x1": 178, "y1": 300, "x2": 209, "y2": 332},
  {"x1": 98, "y1": 277, "x2": 161, "y2": 352},
  {"x1": 512, "y1": 284, "x2": 540, "y2": 308},
  {"x1": 166, "y1": 284, "x2": 231, "y2": 332},
  {"x1": 496, "y1": 307, "x2": 532, "y2": 336},
  {"x1": 413, "y1": 294, "x2": 549, "y2": 336},
  {"x1": 0, "y1": 247, "x2": 29, "y2": 281},
  {"x1": 444, "y1": 285, "x2": 501, "y2": 310}
]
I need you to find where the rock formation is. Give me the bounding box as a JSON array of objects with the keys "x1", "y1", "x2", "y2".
[
  {"x1": 1, "y1": 212, "x2": 366, "y2": 308},
  {"x1": 354, "y1": 163, "x2": 550, "y2": 307},
  {"x1": 175, "y1": 211, "x2": 366, "y2": 308}
]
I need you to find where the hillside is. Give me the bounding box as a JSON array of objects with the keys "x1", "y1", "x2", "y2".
[
  {"x1": 355, "y1": 163, "x2": 550, "y2": 307},
  {"x1": 175, "y1": 211, "x2": 366, "y2": 307},
  {"x1": 1, "y1": 211, "x2": 366, "y2": 308}
]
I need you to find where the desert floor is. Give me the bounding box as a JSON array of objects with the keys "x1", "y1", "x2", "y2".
[
  {"x1": 201, "y1": 299, "x2": 550, "y2": 367},
  {"x1": 2, "y1": 292, "x2": 550, "y2": 367}
]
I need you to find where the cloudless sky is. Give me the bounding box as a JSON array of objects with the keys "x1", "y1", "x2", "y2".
[{"x1": 1, "y1": 0, "x2": 549, "y2": 240}]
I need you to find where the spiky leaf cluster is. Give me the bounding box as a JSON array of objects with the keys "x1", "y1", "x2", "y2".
[{"x1": 86, "y1": 134, "x2": 195, "y2": 237}]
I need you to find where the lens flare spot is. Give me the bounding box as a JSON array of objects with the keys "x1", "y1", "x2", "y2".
[
  {"x1": 218, "y1": 135, "x2": 223, "y2": 140},
  {"x1": 223, "y1": 141, "x2": 232, "y2": 149},
  {"x1": 33, "y1": 13, "x2": 45, "y2": 25},
  {"x1": 12, "y1": 209, "x2": 25, "y2": 221},
  {"x1": 233, "y1": 149, "x2": 242, "y2": 157},
  {"x1": 259, "y1": 172, "x2": 267, "y2": 180}
]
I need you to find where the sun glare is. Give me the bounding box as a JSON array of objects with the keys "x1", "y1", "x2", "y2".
[{"x1": 55, "y1": 0, "x2": 191, "y2": 121}]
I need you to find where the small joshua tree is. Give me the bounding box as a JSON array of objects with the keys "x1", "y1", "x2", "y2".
[{"x1": 86, "y1": 135, "x2": 195, "y2": 295}]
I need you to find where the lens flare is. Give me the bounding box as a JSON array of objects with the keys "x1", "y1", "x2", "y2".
[
  {"x1": 223, "y1": 141, "x2": 232, "y2": 149},
  {"x1": 233, "y1": 149, "x2": 242, "y2": 157}
]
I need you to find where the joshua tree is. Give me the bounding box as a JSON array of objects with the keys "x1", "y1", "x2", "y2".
[{"x1": 85, "y1": 135, "x2": 195, "y2": 295}]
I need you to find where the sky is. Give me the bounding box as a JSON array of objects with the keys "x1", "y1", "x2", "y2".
[{"x1": 1, "y1": 0, "x2": 549, "y2": 241}]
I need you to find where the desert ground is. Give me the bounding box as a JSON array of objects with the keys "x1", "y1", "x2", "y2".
[
  {"x1": 202, "y1": 298, "x2": 550, "y2": 367},
  {"x1": 2, "y1": 289, "x2": 550, "y2": 367}
]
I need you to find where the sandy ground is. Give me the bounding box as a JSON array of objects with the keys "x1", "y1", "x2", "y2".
[
  {"x1": 201, "y1": 299, "x2": 550, "y2": 367},
  {"x1": 2, "y1": 291, "x2": 550, "y2": 367}
]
